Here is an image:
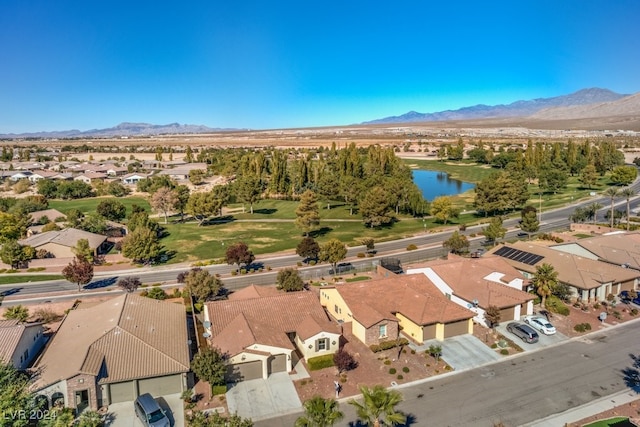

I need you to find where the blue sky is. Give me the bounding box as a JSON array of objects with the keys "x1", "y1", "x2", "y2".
[{"x1": 1, "y1": 1, "x2": 639, "y2": 133}]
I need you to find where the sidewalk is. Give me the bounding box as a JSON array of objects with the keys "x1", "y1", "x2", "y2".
[{"x1": 521, "y1": 389, "x2": 639, "y2": 426}]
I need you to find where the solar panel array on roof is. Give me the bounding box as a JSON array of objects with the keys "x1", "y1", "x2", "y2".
[{"x1": 494, "y1": 246, "x2": 544, "y2": 266}]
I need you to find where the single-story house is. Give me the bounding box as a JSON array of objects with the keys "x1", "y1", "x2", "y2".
[
  {"x1": 121, "y1": 173, "x2": 149, "y2": 185},
  {"x1": 407, "y1": 255, "x2": 535, "y2": 327},
  {"x1": 19, "y1": 228, "x2": 108, "y2": 258},
  {"x1": 31, "y1": 294, "x2": 189, "y2": 411},
  {"x1": 29, "y1": 209, "x2": 67, "y2": 225},
  {"x1": 28, "y1": 171, "x2": 58, "y2": 182},
  {"x1": 9, "y1": 171, "x2": 32, "y2": 181},
  {"x1": 552, "y1": 232, "x2": 640, "y2": 271},
  {"x1": 204, "y1": 288, "x2": 340, "y2": 382},
  {"x1": 0, "y1": 319, "x2": 45, "y2": 369},
  {"x1": 156, "y1": 163, "x2": 208, "y2": 181},
  {"x1": 487, "y1": 241, "x2": 640, "y2": 302},
  {"x1": 74, "y1": 173, "x2": 107, "y2": 184},
  {"x1": 105, "y1": 167, "x2": 128, "y2": 177},
  {"x1": 320, "y1": 274, "x2": 475, "y2": 345}
]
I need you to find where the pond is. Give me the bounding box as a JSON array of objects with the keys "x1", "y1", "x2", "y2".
[{"x1": 412, "y1": 169, "x2": 475, "y2": 200}]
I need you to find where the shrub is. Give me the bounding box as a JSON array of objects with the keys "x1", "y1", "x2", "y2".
[
  {"x1": 411, "y1": 349, "x2": 416, "y2": 354},
  {"x1": 27, "y1": 267, "x2": 46, "y2": 272},
  {"x1": 231, "y1": 270, "x2": 237, "y2": 276},
  {"x1": 357, "y1": 252, "x2": 366, "y2": 258},
  {"x1": 613, "y1": 310, "x2": 622, "y2": 320},
  {"x1": 444, "y1": 365, "x2": 452, "y2": 371},
  {"x1": 146, "y1": 287, "x2": 167, "y2": 300},
  {"x1": 383, "y1": 359, "x2": 391, "y2": 365},
  {"x1": 593, "y1": 302, "x2": 601, "y2": 309},
  {"x1": 369, "y1": 338, "x2": 410, "y2": 353},
  {"x1": 545, "y1": 295, "x2": 570, "y2": 316},
  {"x1": 500, "y1": 349, "x2": 509, "y2": 355},
  {"x1": 406, "y1": 244, "x2": 418, "y2": 251},
  {"x1": 631, "y1": 308, "x2": 638, "y2": 316},
  {"x1": 139, "y1": 290, "x2": 148, "y2": 297},
  {"x1": 211, "y1": 385, "x2": 227, "y2": 396},
  {"x1": 574, "y1": 322, "x2": 592, "y2": 332},
  {"x1": 402, "y1": 366, "x2": 410, "y2": 373},
  {"x1": 389, "y1": 368, "x2": 396, "y2": 374},
  {"x1": 296, "y1": 261, "x2": 303, "y2": 267},
  {"x1": 309, "y1": 260, "x2": 316, "y2": 266},
  {"x1": 396, "y1": 374, "x2": 403, "y2": 380},
  {"x1": 333, "y1": 349, "x2": 358, "y2": 372},
  {"x1": 240, "y1": 268, "x2": 247, "y2": 275},
  {"x1": 307, "y1": 354, "x2": 335, "y2": 371}
]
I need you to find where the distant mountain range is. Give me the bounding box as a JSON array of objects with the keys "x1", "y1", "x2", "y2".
[
  {"x1": 363, "y1": 88, "x2": 631, "y2": 124},
  {"x1": 0, "y1": 122, "x2": 237, "y2": 139}
]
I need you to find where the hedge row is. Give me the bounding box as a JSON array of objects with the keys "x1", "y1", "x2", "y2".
[
  {"x1": 369, "y1": 338, "x2": 410, "y2": 353},
  {"x1": 307, "y1": 354, "x2": 335, "y2": 371}
]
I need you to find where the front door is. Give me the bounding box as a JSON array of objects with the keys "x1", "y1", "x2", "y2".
[{"x1": 75, "y1": 390, "x2": 89, "y2": 414}]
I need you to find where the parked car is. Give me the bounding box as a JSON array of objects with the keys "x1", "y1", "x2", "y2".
[
  {"x1": 506, "y1": 322, "x2": 539, "y2": 343},
  {"x1": 619, "y1": 291, "x2": 640, "y2": 305},
  {"x1": 134, "y1": 393, "x2": 170, "y2": 427},
  {"x1": 523, "y1": 315, "x2": 556, "y2": 335},
  {"x1": 329, "y1": 262, "x2": 354, "y2": 275}
]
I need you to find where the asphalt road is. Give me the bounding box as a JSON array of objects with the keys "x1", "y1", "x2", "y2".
[
  {"x1": 2, "y1": 176, "x2": 640, "y2": 303},
  {"x1": 258, "y1": 319, "x2": 640, "y2": 427}
]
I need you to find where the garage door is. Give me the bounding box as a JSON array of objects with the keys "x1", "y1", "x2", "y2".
[
  {"x1": 444, "y1": 319, "x2": 469, "y2": 338},
  {"x1": 268, "y1": 354, "x2": 286, "y2": 375},
  {"x1": 226, "y1": 361, "x2": 262, "y2": 382},
  {"x1": 138, "y1": 375, "x2": 183, "y2": 396},
  {"x1": 422, "y1": 324, "x2": 437, "y2": 340},
  {"x1": 500, "y1": 307, "x2": 515, "y2": 323},
  {"x1": 109, "y1": 381, "x2": 135, "y2": 404}
]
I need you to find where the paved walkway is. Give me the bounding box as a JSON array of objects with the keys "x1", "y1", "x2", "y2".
[
  {"x1": 226, "y1": 372, "x2": 302, "y2": 421},
  {"x1": 106, "y1": 393, "x2": 183, "y2": 427}
]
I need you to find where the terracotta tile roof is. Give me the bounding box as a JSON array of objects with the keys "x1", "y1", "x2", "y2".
[
  {"x1": 334, "y1": 275, "x2": 475, "y2": 327},
  {"x1": 420, "y1": 257, "x2": 534, "y2": 309},
  {"x1": 205, "y1": 291, "x2": 338, "y2": 357},
  {"x1": 488, "y1": 242, "x2": 640, "y2": 290},
  {"x1": 228, "y1": 284, "x2": 281, "y2": 300},
  {"x1": 33, "y1": 294, "x2": 189, "y2": 389}
]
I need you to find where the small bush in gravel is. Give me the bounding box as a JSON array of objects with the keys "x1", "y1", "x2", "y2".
[
  {"x1": 402, "y1": 366, "x2": 410, "y2": 373},
  {"x1": 389, "y1": 368, "x2": 396, "y2": 375},
  {"x1": 396, "y1": 375, "x2": 403, "y2": 380}
]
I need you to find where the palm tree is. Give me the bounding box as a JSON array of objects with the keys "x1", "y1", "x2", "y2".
[
  {"x1": 348, "y1": 385, "x2": 406, "y2": 427},
  {"x1": 620, "y1": 187, "x2": 637, "y2": 231},
  {"x1": 604, "y1": 187, "x2": 620, "y2": 228},
  {"x1": 531, "y1": 263, "x2": 558, "y2": 308},
  {"x1": 295, "y1": 396, "x2": 344, "y2": 427}
]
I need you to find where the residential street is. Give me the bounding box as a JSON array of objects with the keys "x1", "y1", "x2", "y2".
[{"x1": 258, "y1": 319, "x2": 640, "y2": 427}]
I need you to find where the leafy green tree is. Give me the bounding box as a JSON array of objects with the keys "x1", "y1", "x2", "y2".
[
  {"x1": 225, "y1": 242, "x2": 255, "y2": 270},
  {"x1": 62, "y1": 256, "x2": 94, "y2": 291},
  {"x1": 296, "y1": 237, "x2": 320, "y2": 261},
  {"x1": 146, "y1": 287, "x2": 167, "y2": 300},
  {"x1": 539, "y1": 168, "x2": 568, "y2": 194},
  {"x1": 482, "y1": 217, "x2": 506, "y2": 244},
  {"x1": 185, "y1": 269, "x2": 224, "y2": 302},
  {"x1": 151, "y1": 186, "x2": 178, "y2": 224},
  {"x1": 348, "y1": 385, "x2": 406, "y2": 427},
  {"x1": 621, "y1": 187, "x2": 637, "y2": 231},
  {"x1": 578, "y1": 164, "x2": 598, "y2": 189},
  {"x1": 443, "y1": 231, "x2": 469, "y2": 254},
  {"x1": 96, "y1": 199, "x2": 127, "y2": 222},
  {"x1": 174, "y1": 185, "x2": 191, "y2": 222},
  {"x1": 137, "y1": 175, "x2": 176, "y2": 194},
  {"x1": 3, "y1": 305, "x2": 29, "y2": 322},
  {"x1": 295, "y1": 190, "x2": 321, "y2": 236},
  {"x1": 359, "y1": 186, "x2": 395, "y2": 228},
  {"x1": 189, "y1": 169, "x2": 206, "y2": 185},
  {"x1": 0, "y1": 240, "x2": 31, "y2": 269},
  {"x1": 72, "y1": 238, "x2": 94, "y2": 263},
  {"x1": 604, "y1": 187, "x2": 620, "y2": 228},
  {"x1": 295, "y1": 396, "x2": 344, "y2": 427},
  {"x1": 430, "y1": 196, "x2": 459, "y2": 225},
  {"x1": 0, "y1": 211, "x2": 29, "y2": 240},
  {"x1": 586, "y1": 202, "x2": 603, "y2": 224},
  {"x1": 610, "y1": 165, "x2": 638, "y2": 186},
  {"x1": 519, "y1": 209, "x2": 539, "y2": 236},
  {"x1": 106, "y1": 181, "x2": 130, "y2": 197},
  {"x1": 474, "y1": 171, "x2": 529, "y2": 216},
  {"x1": 121, "y1": 226, "x2": 163, "y2": 264},
  {"x1": 65, "y1": 208, "x2": 84, "y2": 229},
  {"x1": 191, "y1": 347, "x2": 227, "y2": 387},
  {"x1": 276, "y1": 268, "x2": 305, "y2": 292},
  {"x1": 78, "y1": 213, "x2": 108, "y2": 234},
  {"x1": 0, "y1": 361, "x2": 34, "y2": 427},
  {"x1": 37, "y1": 179, "x2": 59, "y2": 198},
  {"x1": 427, "y1": 344, "x2": 442, "y2": 362},
  {"x1": 320, "y1": 239, "x2": 348, "y2": 276},
  {"x1": 186, "y1": 191, "x2": 220, "y2": 226},
  {"x1": 531, "y1": 263, "x2": 558, "y2": 308},
  {"x1": 361, "y1": 238, "x2": 375, "y2": 253},
  {"x1": 235, "y1": 174, "x2": 263, "y2": 214}
]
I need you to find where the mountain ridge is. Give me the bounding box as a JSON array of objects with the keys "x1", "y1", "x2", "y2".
[{"x1": 363, "y1": 88, "x2": 630, "y2": 124}]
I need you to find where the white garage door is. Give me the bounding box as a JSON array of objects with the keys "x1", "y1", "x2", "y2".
[
  {"x1": 138, "y1": 375, "x2": 183, "y2": 396},
  {"x1": 109, "y1": 381, "x2": 135, "y2": 404}
]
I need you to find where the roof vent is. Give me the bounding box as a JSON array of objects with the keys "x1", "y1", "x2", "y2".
[
  {"x1": 203, "y1": 332, "x2": 211, "y2": 338},
  {"x1": 203, "y1": 321, "x2": 211, "y2": 328}
]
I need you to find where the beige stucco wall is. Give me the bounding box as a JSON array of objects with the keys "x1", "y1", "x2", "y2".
[
  {"x1": 296, "y1": 331, "x2": 340, "y2": 360},
  {"x1": 320, "y1": 288, "x2": 353, "y2": 322},
  {"x1": 395, "y1": 312, "x2": 423, "y2": 343},
  {"x1": 10, "y1": 324, "x2": 45, "y2": 369},
  {"x1": 38, "y1": 243, "x2": 75, "y2": 258}
]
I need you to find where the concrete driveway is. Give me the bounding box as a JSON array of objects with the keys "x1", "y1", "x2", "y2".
[
  {"x1": 226, "y1": 372, "x2": 301, "y2": 421},
  {"x1": 106, "y1": 394, "x2": 184, "y2": 427},
  {"x1": 496, "y1": 322, "x2": 568, "y2": 352},
  {"x1": 423, "y1": 334, "x2": 501, "y2": 371}
]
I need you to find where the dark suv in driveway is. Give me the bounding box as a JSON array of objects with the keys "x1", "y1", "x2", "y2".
[{"x1": 506, "y1": 322, "x2": 539, "y2": 344}]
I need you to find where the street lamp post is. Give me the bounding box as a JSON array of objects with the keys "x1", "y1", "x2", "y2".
[
  {"x1": 423, "y1": 218, "x2": 427, "y2": 233},
  {"x1": 539, "y1": 192, "x2": 542, "y2": 223}
]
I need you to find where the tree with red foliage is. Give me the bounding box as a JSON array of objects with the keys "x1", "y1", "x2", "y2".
[
  {"x1": 225, "y1": 242, "x2": 255, "y2": 271},
  {"x1": 62, "y1": 256, "x2": 94, "y2": 292},
  {"x1": 333, "y1": 348, "x2": 358, "y2": 373}
]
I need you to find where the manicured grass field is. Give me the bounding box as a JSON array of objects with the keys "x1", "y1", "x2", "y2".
[
  {"x1": 0, "y1": 275, "x2": 64, "y2": 285},
  {"x1": 582, "y1": 417, "x2": 630, "y2": 427},
  {"x1": 49, "y1": 196, "x2": 151, "y2": 215}
]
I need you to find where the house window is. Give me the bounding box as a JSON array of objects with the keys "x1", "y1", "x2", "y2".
[
  {"x1": 316, "y1": 338, "x2": 328, "y2": 351},
  {"x1": 334, "y1": 305, "x2": 339, "y2": 313},
  {"x1": 379, "y1": 324, "x2": 387, "y2": 338}
]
